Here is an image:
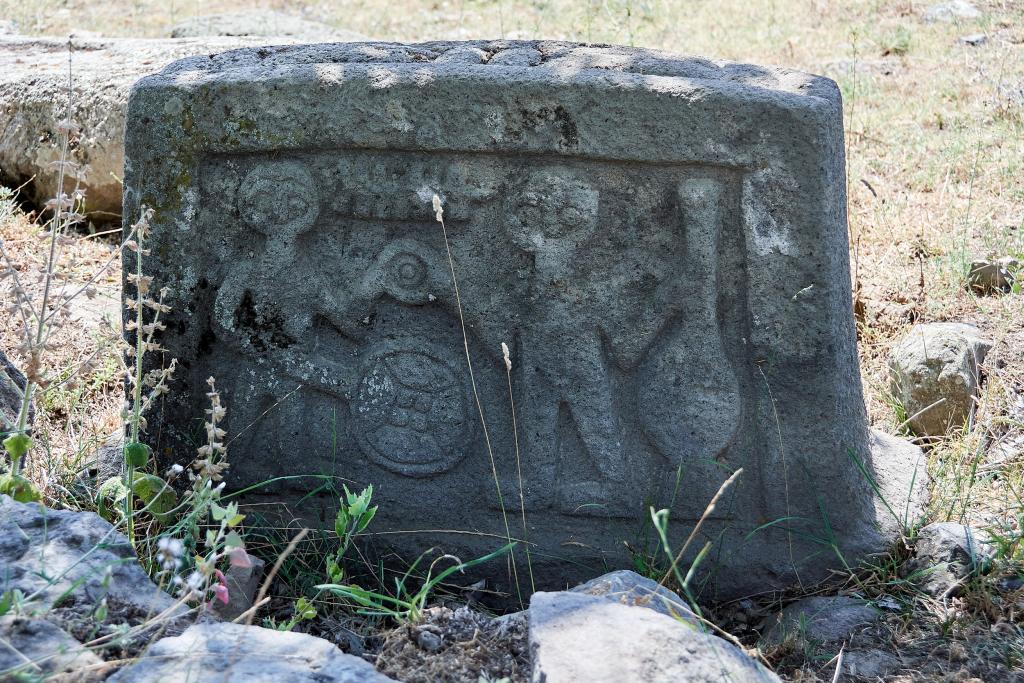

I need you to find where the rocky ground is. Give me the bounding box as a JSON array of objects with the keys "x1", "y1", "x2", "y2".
[{"x1": 0, "y1": 0, "x2": 1022, "y2": 681}]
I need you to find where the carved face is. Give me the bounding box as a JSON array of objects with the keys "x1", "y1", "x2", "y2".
[
  {"x1": 237, "y1": 161, "x2": 319, "y2": 236},
  {"x1": 507, "y1": 171, "x2": 599, "y2": 251}
]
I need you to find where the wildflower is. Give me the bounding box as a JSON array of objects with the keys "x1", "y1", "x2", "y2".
[
  {"x1": 432, "y1": 193, "x2": 443, "y2": 222},
  {"x1": 502, "y1": 342, "x2": 512, "y2": 371},
  {"x1": 156, "y1": 537, "x2": 184, "y2": 571},
  {"x1": 212, "y1": 569, "x2": 230, "y2": 605}
]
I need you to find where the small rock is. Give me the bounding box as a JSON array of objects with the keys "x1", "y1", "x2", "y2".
[
  {"x1": 763, "y1": 596, "x2": 881, "y2": 647},
  {"x1": 959, "y1": 33, "x2": 988, "y2": 46},
  {"x1": 923, "y1": 1, "x2": 982, "y2": 22},
  {"x1": 109, "y1": 622, "x2": 400, "y2": 682},
  {"x1": 0, "y1": 349, "x2": 30, "y2": 435},
  {"x1": 908, "y1": 522, "x2": 994, "y2": 596},
  {"x1": 889, "y1": 323, "x2": 992, "y2": 437},
  {"x1": 968, "y1": 257, "x2": 1019, "y2": 293},
  {"x1": 0, "y1": 615, "x2": 103, "y2": 680},
  {"x1": 211, "y1": 555, "x2": 265, "y2": 621},
  {"x1": 0, "y1": 495, "x2": 176, "y2": 614},
  {"x1": 415, "y1": 627, "x2": 443, "y2": 652},
  {"x1": 168, "y1": 11, "x2": 364, "y2": 41},
  {"x1": 529, "y1": 591, "x2": 779, "y2": 682},
  {"x1": 571, "y1": 569, "x2": 699, "y2": 626},
  {"x1": 842, "y1": 648, "x2": 903, "y2": 679}
]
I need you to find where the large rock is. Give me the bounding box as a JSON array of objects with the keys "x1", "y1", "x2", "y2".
[
  {"x1": 0, "y1": 495, "x2": 175, "y2": 614},
  {"x1": 126, "y1": 40, "x2": 926, "y2": 599},
  {"x1": 571, "y1": 569, "x2": 698, "y2": 625},
  {"x1": 908, "y1": 522, "x2": 994, "y2": 597},
  {"x1": 889, "y1": 323, "x2": 992, "y2": 437},
  {"x1": 0, "y1": 33, "x2": 358, "y2": 218},
  {"x1": 0, "y1": 615, "x2": 103, "y2": 680},
  {"x1": 108, "y1": 622, "x2": 399, "y2": 682},
  {"x1": 529, "y1": 591, "x2": 779, "y2": 682},
  {"x1": 168, "y1": 11, "x2": 364, "y2": 41}
]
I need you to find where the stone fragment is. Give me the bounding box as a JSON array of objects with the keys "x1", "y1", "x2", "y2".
[
  {"x1": 959, "y1": 33, "x2": 988, "y2": 46},
  {"x1": 128, "y1": 40, "x2": 926, "y2": 599},
  {"x1": 763, "y1": 596, "x2": 880, "y2": 646},
  {"x1": 923, "y1": 1, "x2": 982, "y2": 22},
  {"x1": 108, "y1": 622, "x2": 399, "y2": 682},
  {"x1": 908, "y1": 522, "x2": 994, "y2": 596},
  {"x1": 0, "y1": 34, "x2": 351, "y2": 218},
  {"x1": 842, "y1": 648, "x2": 904, "y2": 679},
  {"x1": 0, "y1": 615, "x2": 103, "y2": 680},
  {"x1": 529, "y1": 591, "x2": 779, "y2": 682},
  {"x1": 571, "y1": 569, "x2": 698, "y2": 625},
  {"x1": 968, "y1": 256, "x2": 1019, "y2": 293},
  {"x1": 889, "y1": 323, "x2": 992, "y2": 436},
  {"x1": 0, "y1": 495, "x2": 175, "y2": 614},
  {"x1": 0, "y1": 350, "x2": 30, "y2": 435},
  {"x1": 211, "y1": 555, "x2": 265, "y2": 621},
  {"x1": 168, "y1": 11, "x2": 365, "y2": 41}
]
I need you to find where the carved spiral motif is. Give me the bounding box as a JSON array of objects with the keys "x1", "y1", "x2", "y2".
[
  {"x1": 350, "y1": 344, "x2": 472, "y2": 477},
  {"x1": 237, "y1": 161, "x2": 319, "y2": 235},
  {"x1": 383, "y1": 251, "x2": 429, "y2": 302}
]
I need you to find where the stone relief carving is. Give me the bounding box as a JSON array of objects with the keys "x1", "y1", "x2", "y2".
[{"x1": 206, "y1": 152, "x2": 743, "y2": 517}]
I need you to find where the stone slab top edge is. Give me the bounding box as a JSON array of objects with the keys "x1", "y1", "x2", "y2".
[{"x1": 135, "y1": 39, "x2": 839, "y2": 105}]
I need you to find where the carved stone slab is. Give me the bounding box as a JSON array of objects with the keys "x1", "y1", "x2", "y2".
[{"x1": 124, "y1": 40, "x2": 927, "y2": 600}]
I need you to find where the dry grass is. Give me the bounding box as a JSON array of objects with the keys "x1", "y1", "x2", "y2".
[{"x1": 1, "y1": 0, "x2": 1023, "y2": 680}]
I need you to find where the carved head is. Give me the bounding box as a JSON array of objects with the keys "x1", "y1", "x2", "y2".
[
  {"x1": 237, "y1": 161, "x2": 320, "y2": 238},
  {"x1": 507, "y1": 170, "x2": 599, "y2": 253}
]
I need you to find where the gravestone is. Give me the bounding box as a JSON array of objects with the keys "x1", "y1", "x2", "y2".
[{"x1": 124, "y1": 40, "x2": 926, "y2": 599}]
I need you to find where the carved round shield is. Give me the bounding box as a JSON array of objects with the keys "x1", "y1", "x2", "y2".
[
  {"x1": 237, "y1": 161, "x2": 319, "y2": 235},
  {"x1": 350, "y1": 342, "x2": 473, "y2": 477}
]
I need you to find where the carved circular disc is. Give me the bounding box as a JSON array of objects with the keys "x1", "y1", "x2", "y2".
[
  {"x1": 350, "y1": 343, "x2": 472, "y2": 477},
  {"x1": 237, "y1": 161, "x2": 319, "y2": 235}
]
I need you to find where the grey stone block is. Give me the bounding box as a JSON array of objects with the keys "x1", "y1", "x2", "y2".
[
  {"x1": 763, "y1": 596, "x2": 880, "y2": 647},
  {"x1": 108, "y1": 622, "x2": 398, "y2": 682},
  {"x1": 125, "y1": 40, "x2": 926, "y2": 600},
  {"x1": 0, "y1": 616, "x2": 102, "y2": 680}
]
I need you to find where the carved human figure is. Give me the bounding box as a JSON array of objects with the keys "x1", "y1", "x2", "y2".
[{"x1": 505, "y1": 171, "x2": 629, "y2": 508}]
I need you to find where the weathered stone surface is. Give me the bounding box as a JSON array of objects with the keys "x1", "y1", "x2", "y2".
[
  {"x1": 908, "y1": 522, "x2": 994, "y2": 596},
  {"x1": 529, "y1": 591, "x2": 779, "y2": 682},
  {"x1": 127, "y1": 40, "x2": 925, "y2": 599},
  {"x1": 0, "y1": 495, "x2": 175, "y2": 614},
  {"x1": 108, "y1": 622, "x2": 399, "y2": 682},
  {"x1": 0, "y1": 349, "x2": 29, "y2": 435},
  {"x1": 0, "y1": 615, "x2": 103, "y2": 681},
  {"x1": 890, "y1": 322, "x2": 992, "y2": 436},
  {"x1": 168, "y1": 11, "x2": 364, "y2": 41},
  {"x1": 571, "y1": 569, "x2": 698, "y2": 625},
  {"x1": 0, "y1": 34, "x2": 347, "y2": 218},
  {"x1": 968, "y1": 257, "x2": 1019, "y2": 293},
  {"x1": 763, "y1": 596, "x2": 880, "y2": 646}
]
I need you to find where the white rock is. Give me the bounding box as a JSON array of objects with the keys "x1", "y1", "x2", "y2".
[
  {"x1": 570, "y1": 569, "x2": 699, "y2": 626},
  {"x1": 889, "y1": 323, "x2": 991, "y2": 436},
  {"x1": 529, "y1": 591, "x2": 779, "y2": 682}
]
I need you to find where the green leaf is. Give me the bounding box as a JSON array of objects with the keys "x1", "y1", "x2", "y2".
[
  {"x1": 131, "y1": 474, "x2": 177, "y2": 522},
  {"x1": 96, "y1": 476, "x2": 128, "y2": 522},
  {"x1": 210, "y1": 503, "x2": 227, "y2": 521},
  {"x1": 123, "y1": 441, "x2": 151, "y2": 468},
  {"x1": 0, "y1": 473, "x2": 41, "y2": 503},
  {"x1": 2, "y1": 433, "x2": 31, "y2": 463},
  {"x1": 0, "y1": 590, "x2": 13, "y2": 617},
  {"x1": 227, "y1": 514, "x2": 245, "y2": 527},
  {"x1": 224, "y1": 531, "x2": 244, "y2": 550}
]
